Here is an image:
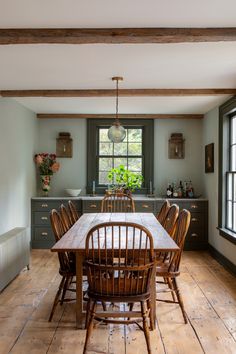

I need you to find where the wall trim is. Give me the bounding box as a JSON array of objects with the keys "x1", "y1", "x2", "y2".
[{"x1": 208, "y1": 244, "x2": 236, "y2": 275}]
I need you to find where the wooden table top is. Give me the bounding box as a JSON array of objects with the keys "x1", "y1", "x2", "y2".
[{"x1": 51, "y1": 213, "x2": 179, "y2": 254}]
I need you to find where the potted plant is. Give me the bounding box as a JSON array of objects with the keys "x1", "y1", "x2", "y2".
[{"x1": 107, "y1": 165, "x2": 143, "y2": 195}]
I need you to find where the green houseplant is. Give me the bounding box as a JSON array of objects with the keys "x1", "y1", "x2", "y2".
[{"x1": 107, "y1": 165, "x2": 143, "y2": 194}]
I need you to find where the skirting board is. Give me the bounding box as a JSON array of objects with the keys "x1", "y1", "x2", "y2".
[{"x1": 208, "y1": 244, "x2": 236, "y2": 275}]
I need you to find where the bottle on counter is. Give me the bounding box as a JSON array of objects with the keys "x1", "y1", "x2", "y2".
[
  {"x1": 173, "y1": 182, "x2": 178, "y2": 198},
  {"x1": 187, "y1": 180, "x2": 194, "y2": 198},
  {"x1": 166, "y1": 183, "x2": 172, "y2": 197},
  {"x1": 178, "y1": 180, "x2": 183, "y2": 197},
  {"x1": 183, "y1": 181, "x2": 188, "y2": 197}
]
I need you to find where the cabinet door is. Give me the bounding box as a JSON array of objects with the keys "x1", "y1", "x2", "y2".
[
  {"x1": 32, "y1": 227, "x2": 55, "y2": 248},
  {"x1": 135, "y1": 201, "x2": 155, "y2": 213},
  {"x1": 32, "y1": 199, "x2": 82, "y2": 212},
  {"x1": 83, "y1": 200, "x2": 102, "y2": 213},
  {"x1": 34, "y1": 212, "x2": 51, "y2": 226}
]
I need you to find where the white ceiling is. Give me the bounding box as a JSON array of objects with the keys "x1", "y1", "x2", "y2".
[
  {"x1": 0, "y1": 0, "x2": 236, "y2": 28},
  {"x1": 15, "y1": 96, "x2": 228, "y2": 115},
  {"x1": 1, "y1": 0, "x2": 236, "y2": 114}
]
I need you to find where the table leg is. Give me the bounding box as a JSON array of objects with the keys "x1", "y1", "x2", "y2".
[{"x1": 76, "y1": 252, "x2": 84, "y2": 329}]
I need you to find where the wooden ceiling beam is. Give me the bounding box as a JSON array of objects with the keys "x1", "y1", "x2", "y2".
[
  {"x1": 37, "y1": 113, "x2": 203, "y2": 119},
  {"x1": 1, "y1": 88, "x2": 236, "y2": 97},
  {"x1": 0, "y1": 28, "x2": 236, "y2": 45}
]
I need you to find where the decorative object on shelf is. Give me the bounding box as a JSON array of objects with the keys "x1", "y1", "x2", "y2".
[
  {"x1": 147, "y1": 180, "x2": 155, "y2": 197},
  {"x1": 107, "y1": 164, "x2": 143, "y2": 195},
  {"x1": 34, "y1": 153, "x2": 60, "y2": 196},
  {"x1": 56, "y1": 132, "x2": 73, "y2": 158},
  {"x1": 205, "y1": 143, "x2": 214, "y2": 173},
  {"x1": 65, "y1": 189, "x2": 81, "y2": 197},
  {"x1": 168, "y1": 133, "x2": 185, "y2": 159},
  {"x1": 92, "y1": 180, "x2": 96, "y2": 196},
  {"x1": 107, "y1": 76, "x2": 126, "y2": 143},
  {"x1": 41, "y1": 175, "x2": 51, "y2": 196},
  {"x1": 166, "y1": 180, "x2": 195, "y2": 198}
]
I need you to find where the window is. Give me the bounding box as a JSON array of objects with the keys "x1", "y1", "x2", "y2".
[
  {"x1": 226, "y1": 115, "x2": 236, "y2": 233},
  {"x1": 87, "y1": 119, "x2": 154, "y2": 194},
  {"x1": 98, "y1": 127, "x2": 143, "y2": 185},
  {"x1": 219, "y1": 97, "x2": 236, "y2": 244}
]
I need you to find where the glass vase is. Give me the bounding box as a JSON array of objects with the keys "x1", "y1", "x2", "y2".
[{"x1": 40, "y1": 175, "x2": 52, "y2": 197}]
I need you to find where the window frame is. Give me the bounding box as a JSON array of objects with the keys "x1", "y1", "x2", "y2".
[
  {"x1": 87, "y1": 118, "x2": 154, "y2": 194},
  {"x1": 218, "y1": 97, "x2": 236, "y2": 244},
  {"x1": 97, "y1": 126, "x2": 144, "y2": 185}
]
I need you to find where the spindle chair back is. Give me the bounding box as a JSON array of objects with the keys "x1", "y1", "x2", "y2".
[
  {"x1": 157, "y1": 200, "x2": 170, "y2": 225},
  {"x1": 68, "y1": 200, "x2": 80, "y2": 223},
  {"x1": 101, "y1": 193, "x2": 135, "y2": 213},
  {"x1": 60, "y1": 204, "x2": 73, "y2": 231},
  {"x1": 163, "y1": 204, "x2": 179, "y2": 237}
]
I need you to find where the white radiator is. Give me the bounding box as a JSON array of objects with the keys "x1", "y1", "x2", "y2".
[{"x1": 0, "y1": 228, "x2": 30, "y2": 291}]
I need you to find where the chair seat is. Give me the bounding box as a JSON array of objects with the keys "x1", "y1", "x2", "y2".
[{"x1": 156, "y1": 263, "x2": 180, "y2": 277}]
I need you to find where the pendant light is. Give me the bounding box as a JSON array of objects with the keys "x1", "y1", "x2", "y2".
[{"x1": 107, "y1": 76, "x2": 126, "y2": 143}]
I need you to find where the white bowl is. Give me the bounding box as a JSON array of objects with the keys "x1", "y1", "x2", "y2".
[{"x1": 65, "y1": 189, "x2": 81, "y2": 197}]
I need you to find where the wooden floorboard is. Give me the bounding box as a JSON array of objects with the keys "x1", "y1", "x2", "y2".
[{"x1": 0, "y1": 250, "x2": 235, "y2": 354}]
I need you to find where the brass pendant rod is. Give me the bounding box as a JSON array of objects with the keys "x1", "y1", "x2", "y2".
[{"x1": 112, "y1": 76, "x2": 123, "y2": 127}]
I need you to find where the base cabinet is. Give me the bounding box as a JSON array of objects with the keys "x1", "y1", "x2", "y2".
[
  {"x1": 31, "y1": 199, "x2": 81, "y2": 248},
  {"x1": 165, "y1": 199, "x2": 208, "y2": 250},
  {"x1": 31, "y1": 197, "x2": 208, "y2": 250}
]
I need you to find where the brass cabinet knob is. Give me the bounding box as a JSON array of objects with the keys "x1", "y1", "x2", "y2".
[
  {"x1": 90, "y1": 204, "x2": 97, "y2": 208},
  {"x1": 191, "y1": 233, "x2": 198, "y2": 237},
  {"x1": 41, "y1": 232, "x2": 48, "y2": 236},
  {"x1": 191, "y1": 218, "x2": 198, "y2": 222},
  {"x1": 142, "y1": 204, "x2": 149, "y2": 208},
  {"x1": 41, "y1": 216, "x2": 48, "y2": 220},
  {"x1": 191, "y1": 204, "x2": 198, "y2": 209}
]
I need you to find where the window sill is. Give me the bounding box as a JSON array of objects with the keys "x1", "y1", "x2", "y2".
[{"x1": 218, "y1": 227, "x2": 236, "y2": 245}]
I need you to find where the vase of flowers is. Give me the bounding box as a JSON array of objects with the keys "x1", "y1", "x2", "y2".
[{"x1": 34, "y1": 153, "x2": 60, "y2": 196}]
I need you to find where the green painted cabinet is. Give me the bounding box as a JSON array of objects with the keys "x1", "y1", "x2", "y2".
[
  {"x1": 31, "y1": 197, "x2": 208, "y2": 250},
  {"x1": 31, "y1": 198, "x2": 82, "y2": 248}
]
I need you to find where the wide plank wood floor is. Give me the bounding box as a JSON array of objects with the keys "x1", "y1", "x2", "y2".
[{"x1": 0, "y1": 250, "x2": 235, "y2": 354}]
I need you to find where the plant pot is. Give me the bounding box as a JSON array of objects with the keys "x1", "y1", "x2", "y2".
[
  {"x1": 123, "y1": 189, "x2": 132, "y2": 197},
  {"x1": 40, "y1": 175, "x2": 52, "y2": 196}
]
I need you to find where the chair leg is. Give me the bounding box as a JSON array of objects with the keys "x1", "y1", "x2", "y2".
[
  {"x1": 60, "y1": 275, "x2": 70, "y2": 305},
  {"x1": 85, "y1": 299, "x2": 91, "y2": 329},
  {"x1": 48, "y1": 276, "x2": 65, "y2": 322},
  {"x1": 102, "y1": 301, "x2": 107, "y2": 311},
  {"x1": 127, "y1": 302, "x2": 134, "y2": 321},
  {"x1": 83, "y1": 300, "x2": 96, "y2": 354},
  {"x1": 129, "y1": 303, "x2": 134, "y2": 311},
  {"x1": 172, "y1": 278, "x2": 188, "y2": 324},
  {"x1": 166, "y1": 277, "x2": 176, "y2": 302},
  {"x1": 147, "y1": 299, "x2": 154, "y2": 331},
  {"x1": 141, "y1": 301, "x2": 152, "y2": 354}
]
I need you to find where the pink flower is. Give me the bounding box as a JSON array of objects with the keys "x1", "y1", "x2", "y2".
[
  {"x1": 35, "y1": 155, "x2": 43, "y2": 164},
  {"x1": 51, "y1": 162, "x2": 60, "y2": 172}
]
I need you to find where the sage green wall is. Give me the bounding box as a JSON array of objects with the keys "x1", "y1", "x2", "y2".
[
  {"x1": 0, "y1": 98, "x2": 38, "y2": 235},
  {"x1": 154, "y1": 119, "x2": 203, "y2": 196},
  {"x1": 37, "y1": 118, "x2": 204, "y2": 196},
  {"x1": 203, "y1": 107, "x2": 236, "y2": 265},
  {"x1": 37, "y1": 119, "x2": 87, "y2": 196}
]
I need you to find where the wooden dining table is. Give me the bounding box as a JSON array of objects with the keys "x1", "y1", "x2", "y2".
[{"x1": 51, "y1": 212, "x2": 179, "y2": 329}]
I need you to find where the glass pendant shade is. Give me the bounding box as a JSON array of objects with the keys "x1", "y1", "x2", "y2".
[{"x1": 108, "y1": 124, "x2": 126, "y2": 143}]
